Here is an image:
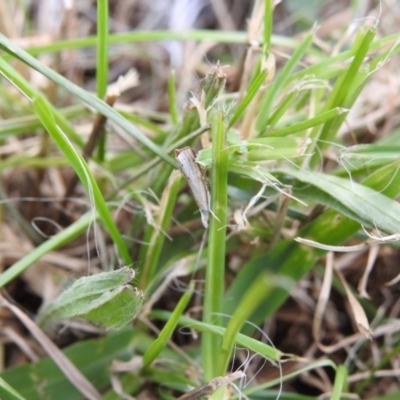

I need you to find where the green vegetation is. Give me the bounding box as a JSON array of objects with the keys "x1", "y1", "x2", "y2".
[{"x1": 1, "y1": 1, "x2": 400, "y2": 399}]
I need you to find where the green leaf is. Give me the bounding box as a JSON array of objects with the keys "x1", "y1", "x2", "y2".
[
  {"x1": 0, "y1": 330, "x2": 141, "y2": 400},
  {"x1": 39, "y1": 267, "x2": 143, "y2": 330},
  {"x1": 277, "y1": 168, "x2": 400, "y2": 234}
]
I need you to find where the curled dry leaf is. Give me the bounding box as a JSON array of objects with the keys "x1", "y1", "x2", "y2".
[{"x1": 336, "y1": 269, "x2": 372, "y2": 340}]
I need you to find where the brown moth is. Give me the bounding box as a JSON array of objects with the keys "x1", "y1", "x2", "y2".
[{"x1": 175, "y1": 146, "x2": 210, "y2": 228}]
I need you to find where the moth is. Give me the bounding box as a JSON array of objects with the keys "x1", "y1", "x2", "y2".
[{"x1": 175, "y1": 146, "x2": 210, "y2": 228}]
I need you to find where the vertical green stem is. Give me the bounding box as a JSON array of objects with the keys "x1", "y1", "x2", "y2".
[
  {"x1": 202, "y1": 112, "x2": 228, "y2": 380},
  {"x1": 96, "y1": 0, "x2": 109, "y2": 160},
  {"x1": 96, "y1": 0, "x2": 109, "y2": 99},
  {"x1": 263, "y1": 0, "x2": 273, "y2": 54}
]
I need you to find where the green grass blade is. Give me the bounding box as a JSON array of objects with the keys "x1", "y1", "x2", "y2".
[
  {"x1": 151, "y1": 311, "x2": 281, "y2": 362},
  {"x1": 0, "y1": 214, "x2": 92, "y2": 288},
  {"x1": 96, "y1": 0, "x2": 109, "y2": 160},
  {"x1": 263, "y1": 0, "x2": 273, "y2": 53},
  {"x1": 0, "y1": 377, "x2": 26, "y2": 400},
  {"x1": 0, "y1": 57, "x2": 85, "y2": 148},
  {"x1": 96, "y1": 0, "x2": 109, "y2": 100},
  {"x1": 278, "y1": 168, "x2": 400, "y2": 234},
  {"x1": 327, "y1": 25, "x2": 376, "y2": 110},
  {"x1": 229, "y1": 68, "x2": 269, "y2": 128},
  {"x1": 288, "y1": 32, "x2": 399, "y2": 84},
  {"x1": 309, "y1": 23, "x2": 376, "y2": 166},
  {"x1": 256, "y1": 31, "x2": 314, "y2": 132},
  {"x1": 217, "y1": 274, "x2": 293, "y2": 376},
  {"x1": 267, "y1": 90, "x2": 297, "y2": 128},
  {"x1": 332, "y1": 365, "x2": 348, "y2": 400},
  {"x1": 32, "y1": 95, "x2": 132, "y2": 265},
  {"x1": 139, "y1": 171, "x2": 182, "y2": 289},
  {"x1": 202, "y1": 112, "x2": 229, "y2": 380},
  {"x1": 225, "y1": 159, "x2": 400, "y2": 329},
  {"x1": 0, "y1": 104, "x2": 87, "y2": 144},
  {"x1": 142, "y1": 282, "x2": 195, "y2": 368},
  {"x1": 0, "y1": 34, "x2": 176, "y2": 167},
  {"x1": 12, "y1": 29, "x2": 311, "y2": 60},
  {"x1": 268, "y1": 107, "x2": 347, "y2": 137}
]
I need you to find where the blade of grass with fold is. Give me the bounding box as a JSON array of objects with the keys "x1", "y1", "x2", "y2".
[
  {"x1": 32, "y1": 95, "x2": 132, "y2": 265},
  {"x1": 275, "y1": 168, "x2": 400, "y2": 234}
]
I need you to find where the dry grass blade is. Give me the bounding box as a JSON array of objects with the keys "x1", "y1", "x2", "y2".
[
  {"x1": 335, "y1": 269, "x2": 372, "y2": 340},
  {"x1": 357, "y1": 244, "x2": 379, "y2": 299},
  {"x1": 2, "y1": 326, "x2": 39, "y2": 362},
  {"x1": 313, "y1": 252, "x2": 334, "y2": 349},
  {"x1": 0, "y1": 294, "x2": 102, "y2": 400}
]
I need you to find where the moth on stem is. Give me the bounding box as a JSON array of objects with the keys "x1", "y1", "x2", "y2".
[{"x1": 175, "y1": 146, "x2": 210, "y2": 229}]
